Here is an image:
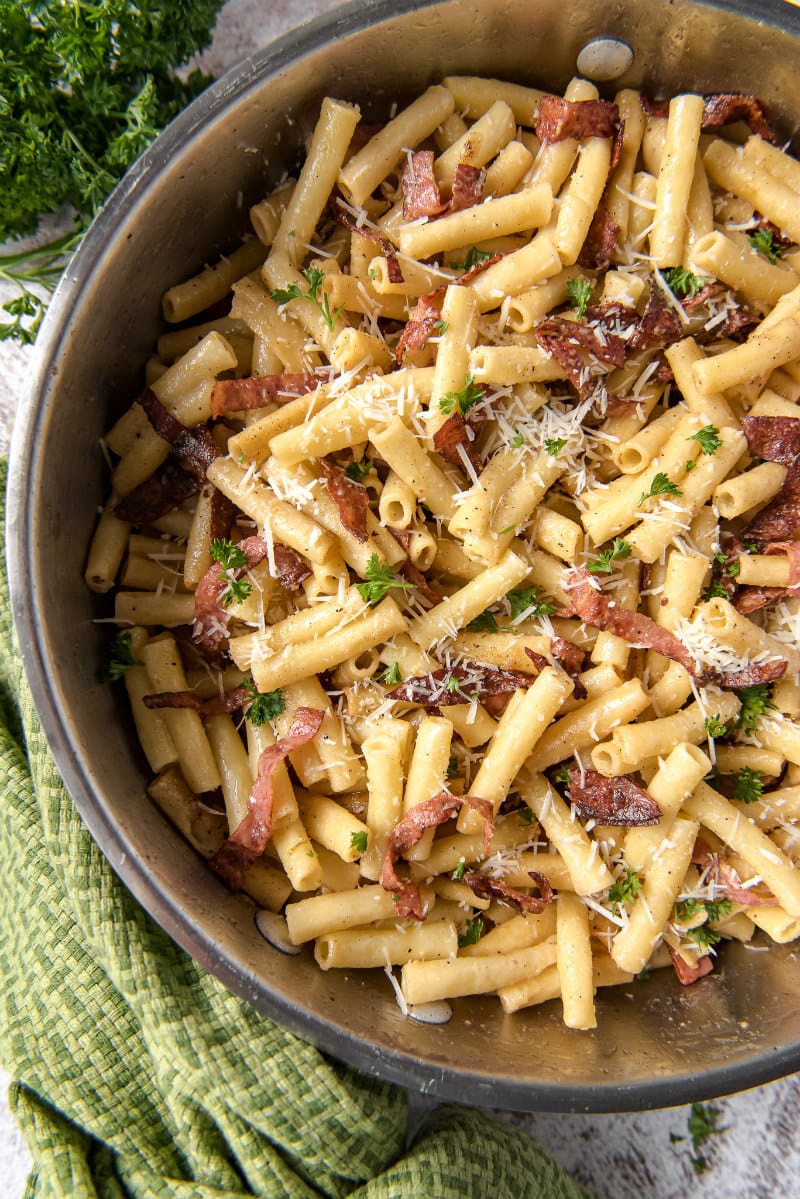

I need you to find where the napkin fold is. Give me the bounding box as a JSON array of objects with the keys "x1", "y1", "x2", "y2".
[{"x1": 0, "y1": 462, "x2": 597, "y2": 1199}]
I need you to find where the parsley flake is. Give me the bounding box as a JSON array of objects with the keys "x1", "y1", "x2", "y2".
[
  {"x1": 356, "y1": 554, "x2": 413, "y2": 605},
  {"x1": 607, "y1": 867, "x2": 642, "y2": 914},
  {"x1": 438, "y1": 372, "x2": 485, "y2": 417},
  {"x1": 735, "y1": 683, "x2": 775, "y2": 737},
  {"x1": 381, "y1": 661, "x2": 402, "y2": 686},
  {"x1": 663, "y1": 267, "x2": 709, "y2": 298},
  {"x1": 587, "y1": 538, "x2": 632, "y2": 574},
  {"x1": 507, "y1": 586, "x2": 555, "y2": 621},
  {"x1": 509, "y1": 433, "x2": 524, "y2": 449},
  {"x1": 733, "y1": 766, "x2": 764, "y2": 803},
  {"x1": 350, "y1": 830, "x2": 368, "y2": 854},
  {"x1": 457, "y1": 916, "x2": 484, "y2": 947},
  {"x1": 704, "y1": 714, "x2": 728, "y2": 739},
  {"x1": 747, "y1": 227, "x2": 783, "y2": 264},
  {"x1": 211, "y1": 538, "x2": 248, "y2": 571},
  {"x1": 452, "y1": 859, "x2": 467, "y2": 881},
  {"x1": 345, "y1": 457, "x2": 372, "y2": 482},
  {"x1": 462, "y1": 246, "x2": 493, "y2": 270},
  {"x1": 566, "y1": 276, "x2": 593, "y2": 320},
  {"x1": 545, "y1": 437, "x2": 567, "y2": 456},
  {"x1": 467, "y1": 610, "x2": 501, "y2": 633},
  {"x1": 245, "y1": 682, "x2": 285, "y2": 726},
  {"x1": 688, "y1": 424, "x2": 722, "y2": 455},
  {"x1": 637, "y1": 471, "x2": 683, "y2": 506},
  {"x1": 106, "y1": 632, "x2": 141, "y2": 681},
  {"x1": 447, "y1": 754, "x2": 459, "y2": 780},
  {"x1": 271, "y1": 266, "x2": 343, "y2": 331},
  {"x1": 433, "y1": 319, "x2": 449, "y2": 335}
]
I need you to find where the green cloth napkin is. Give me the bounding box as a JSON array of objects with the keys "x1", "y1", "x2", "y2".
[{"x1": 0, "y1": 460, "x2": 598, "y2": 1199}]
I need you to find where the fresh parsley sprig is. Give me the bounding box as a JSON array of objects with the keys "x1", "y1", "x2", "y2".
[
  {"x1": 704, "y1": 714, "x2": 728, "y2": 740},
  {"x1": 271, "y1": 266, "x2": 343, "y2": 331},
  {"x1": 608, "y1": 867, "x2": 642, "y2": 914},
  {"x1": 566, "y1": 276, "x2": 593, "y2": 320},
  {"x1": 544, "y1": 437, "x2": 567, "y2": 456},
  {"x1": 457, "y1": 916, "x2": 484, "y2": 947},
  {"x1": 688, "y1": 424, "x2": 722, "y2": 455},
  {"x1": 671, "y1": 1101, "x2": 728, "y2": 1176},
  {"x1": 507, "y1": 586, "x2": 555, "y2": 621},
  {"x1": 356, "y1": 554, "x2": 413, "y2": 605},
  {"x1": 438, "y1": 373, "x2": 485, "y2": 417},
  {"x1": 662, "y1": 267, "x2": 709, "y2": 299},
  {"x1": 587, "y1": 538, "x2": 632, "y2": 574},
  {"x1": 345, "y1": 457, "x2": 373, "y2": 482},
  {"x1": 733, "y1": 766, "x2": 764, "y2": 803},
  {"x1": 244, "y1": 682, "x2": 286, "y2": 726},
  {"x1": 637, "y1": 471, "x2": 683, "y2": 506},
  {"x1": 350, "y1": 830, "x2": 368, "y2": 854},
  {"x1": 380, "y1": 661, "x2": 402, "y2": 686},
  {"x1": 735, "y1": 683, "x2": 776, "y2": 737},
  {"x1": 748, "y1": 227, "x2": 783, "y2": 264},
  {"x1": 106, "y1": 632, "x2": 142, "y2": 682},
  {"x1": 461, "y1": 246, "x2": 493, "y2": 270},
  {"x1": 211, "y1": 537, "x2": 252, "y2": 607}
]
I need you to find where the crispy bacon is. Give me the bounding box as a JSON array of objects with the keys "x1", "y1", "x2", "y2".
[
  {"x1": 272, "y1": 542, "x2": 312, "y2": 591},
  {"x1": 113, "y1": 461, "x2": 198, "y2": 525},
  {"x1": 734, "y1": 585, "x2": 791, "y2": 615},
  {"x1": 716, "y1": 860, "x2": 779, "y2": 908},
  {"x1": 629, "y1": 284, "x2": 684, "y2": 350},
  {"x1": 567, "y1": 769, "x2": 662, "y2": 826},
  {"x1": 538, "y1": 315, "x2": 626, "y2": 366},
  {"x1": 535, "y1": 96, "x2": 620, "y2": 143},
  {"x1": 209, "y1": 708, "x2": 324, "y2": 889},
  {"x1": 381, "y1": 792, "x2": 494, "y2": 918},
  {"x1": 192, "y1": 535, "x2": 269, "y2": 659},
  {"x1": 400, "y1": 560, "x2": 441, "y2": 606},
  {"x1": 210, "y1": 373, "x2": 324, "y2": 416},
  {"x1": 401, "y1": 150, "x2": 445, "y2": 219},
  {"x1": 524, "y1": 643, "x2": 585, "y2": 699},
  {"x1": 670, "y1": 948, "x2": 714, "y2": 986},
  {"x1": 742, "y1": 415, "x2": 800, "y2": 466},
  {"x1": 577, "y1": 204, "x2": 620, "y2": 271},
  {"x1": 701, "y1": 93, "x2": 778, "y2": 143},
  {"x1": 742, "y1": 462, "x2": 800, "y2": 542},
  {"x1": 432, "y1": 401, "x2": 490, "y2": 470},
  {"x1": 138, "y1": 387, "x2": 220, "y2": 483},
  {"x1": 334, "y1": 205, "x2": 404, "y2": 282},
  {"x1": 209, "y1": 488, "x2": 235, "y2": 543},
  {"x1": 388, "y1": 663, "x2": 535, "y2": 707},
  {"x1": 449, "y1": 163, "x2": 486, "y2": 212},
  {"x1": 564, "y1": 567, "x2": 786, "y2": 688},
  {"x1": 640, "y1": 94, "x2": 669, "y2": 118},
  {"x1": 143, "y1": 684, "x2": 253, "y2": 716},
  {"x1": 319, "y1": 459, "x2": 369, "y2": 542},
  {"x1": 395, "y1": 290, "x2": 444, "y2": 364},
  {"x1": 462, "y1": 869, "x2": 554, "y2": 913}
]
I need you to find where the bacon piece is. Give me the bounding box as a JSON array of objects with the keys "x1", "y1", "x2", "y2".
[
  {"x1": 395, "y1": 290, "x2": 444, "y2": 364},
  {"x1": 209, "y1": 708, "x2": 324, "y2": 889},
  {"x1": 716, "y1": 860, "x2": 779, "y2": 908},
  {"x1": 681, "y1": 280, "x2": 727, "y2": 312},
  {"x1": 457, "y1": 251, "x2": 505, "y2": 284},
  {"x1": 670, "y1": 948, "x2": 714, "y2": 986},
  {"x1": 742, "y1": 415, "x2": 800, "y2": 466},
  {"x1": 113, "y1": 461, "x2": 198, "y2": 525},
  {"x1": 462, "y1": 869, "x2": 553, "y2": 913},
  {"x1": 272, "y1": 542, "x2": 312, "y2": 591},
  {"x1": 192, "y1": 535, "x2": 269, "y2": 659},
  {"x1": 564, "y1": 567, "x2": 786, "y2": 688},
  {"x1": 334, "y1": 205, "x2": 404, "y2": 281},
  {"x1": 734, "y1": 585, "x2": 791, "y2": 615},
  {"x1": 535, "y1": 96, "x2": 620, "y2": 143},
  {"x1": 449, "y1": 163, "x2": 486, "y2": 212},
  {"x1": 577, "y1": 204, "x2": 620, "y2": 271},
  {"x1": 701, "y1": 93, "x2": 778, "y2": 144},
  {"x1": 210, "y1": 372, "x2": 324, "y2": 416},
  {"x1": 400, "y1": 560, "x2": 441, "y2": 606},
  {"x1": 401, "y1": 150, "x2": 446, "y2": 219},
  {"x1": 138, "y1": 387, "x2": 220, "y2": 483},
  {"x1": 381, "y1": 792, "x2": 494, "y2": 918},
  {"x1": 742, "y1": 462, "x2": 800, "y2": 542},
  {"x1": 537, "y1": 316, "x2": 626, "y2": 368},
  {"x1": 629, "y1": 284, "x2": 683, "y2": 350},
  {"x1": 143, "y1": 684, "x2": 253, "y2": 716},
  {"x1": 567, "y1": 769, "x2": 662, "y2": 826},
  {"x1": 388, "y1": 663, "x2": 535, "y2": 707},
  {"x1": 432, "y1": 401, "x2": 489, "y2": 470},
  {"x1": 209, "y1": 489, "x2": 235, "y2": 543},
  {"x1": 319, "y1": 458, "x2": 369, "y2": 542},
  {"x1": 524, "y1": 642, "x2": 586, "y2": 699}
]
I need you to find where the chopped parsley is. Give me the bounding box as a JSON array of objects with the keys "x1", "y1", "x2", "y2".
[
  {"x1": 445, "y1": 674, "x2": 463, "y2": 693},
  {"x1": 356, "y1": 554, "x2": 413, "y2": 605},
  {"x1": 662, "y1": 267, "x2": 709, "y2": 299},
  {"x1": 350, "y1": 830, "x2": 368, "y2": 854},
  {"x1": 433, "y1": 319, "x2": 449, "y2": 335},
  {"x1": 733, "y1": 766, "x2": 764, "y2": 804},
  {"x1": 106, "y1": 632, "x2": 141, "y2": 681},
  {"x1": 637, "y1": 471, "x2": 683, "y2": 506},
  {"x1": 747, "y1": 227, "x2": 783, "y2": 264},
  {"x1": 219, "y1": 575, "x2": 251, "y2": 607},
  {"x1": 519, "y1": 805, "x2": 537, "y2": 826},
  {"x1": 447, "y1": 754, "x2": 459, "y2": 780},
  {"x1": 245, "y1": 683, "x2": 285, "y2": 726},
  {"x1": 452, "y1": 859, "x2": 467, "y2": 881},
  {"x1": 704, "y1": 714, "x2": 728, "y2": 740},
  {"x1": 735, "y1": 683, "x2": 775, "y2": 737},
  {"x1": 554, "y1": 764, "x2": 571, "y2": 785},
  {"x1": 345, "y1": 457, "x2": 373, "y2": 482},
  {"x1": 507, "y1": 586, "x2": 555, "y2": 621},
  {"x1": 544, "y1": 436, "x2": 567, "y2": 456},
  {"x1": 509, "y1": 433, "x2": 525, "y2": 449},
  {"x1": 467, "y1": 609, "x2": 501, "y2": 633},
  {"x1": 608, "y1": 867, "x2": 642, "y2": 914},
  {"x1": 688, "y1": 424, "x2": 722, "y2": 455},
  {"x1": 684, "y1": 459, "x2": 696, "y2": 472},
  {"x1": 271, "y1": 265, "x2": 343, "y2": 331},
  {"x1": 438, "y1": 372, "x2": 485, "y2": 417},
  {"x1": 687, "y1": 923, "x2": 722, "y2": 948},
  {"x1": 380, "y1": 661, "x2": 402, "y2": 686},
  {"x1": 566, "y1": 276, "x2": 593, "y2": 320},
  {"x1": 457, "y1": 916, "x2": 484, "y2": 947},
  {"x1": 210, "y1": 538, "x2": 248, "y2": 571},
  {"x1": 587, "y1": 538, "x2": 632, "y2": 574},
  {"x1": 462, "y1": 246, "x2": 493, "y2": 270}
]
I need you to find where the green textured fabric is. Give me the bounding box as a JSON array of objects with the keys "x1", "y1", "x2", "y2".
[{"x1": 0, "y1": 459, "x2": 598, "y2": 1199}]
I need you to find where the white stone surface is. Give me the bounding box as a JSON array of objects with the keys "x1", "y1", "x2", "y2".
[{"x1": 3, "y1": 2, "x2": 800, "y2": 1195}]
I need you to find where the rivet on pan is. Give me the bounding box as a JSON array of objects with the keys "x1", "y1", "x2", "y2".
[{"x1": 576, "y1": 38, "x2": 634, "y2": 82}]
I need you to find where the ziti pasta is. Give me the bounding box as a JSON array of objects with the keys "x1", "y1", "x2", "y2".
[{"x1": 88, "y1": 76, "x2": 800, "y2": 1030}]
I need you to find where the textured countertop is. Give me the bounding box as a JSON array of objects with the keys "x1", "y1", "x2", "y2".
[{"x1": 2, "y1": 2, "x2": 799, "y2": 1195}]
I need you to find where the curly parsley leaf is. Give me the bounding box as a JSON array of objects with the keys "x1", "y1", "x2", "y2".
[
  {"x1": 545, "y1": 437, "x2": 567, "y2": 456},
  {"x1": 345, "y1": 457, "x2": 373, "y2": 482},
  {"x1": 637, "y1": 471, "x2": 683, "y2": 506},
  {"x1": 747, "y1": 227, "x2": 783, "y2": 264},
  {"x1": 457, "y1": 916, "x2": 484, "y2": 947},
  {"x1": 608, "y1": 867, "x2": 642, "y2": 914},
  {"x1": 704, "y1": 714, "x2": 728, "y2": 740},
  {"x1": 447, "y1": 754, "x2": 459, "y2": 780},
  {"x1": 438, "y1": 373, "x2": 485, "y2": 417},
  {"x1": 356, "y1": 554, "x2": 413, "y2": 605},
  {"x1": 566, "y1": 276, "x2": 593, "y2": 320},
  {"x1": 244, "y1": 682, "x2": 285, "y2": 725},
  {"x1": 211, "y1": 538, "x2": 248, "y2": 571},
  {"x1": 106, "y1": 632, "x2": 141, "y2": 681},
  {"x1": 733, "y1": 766, "x2": 764, "y2": 803},
  {"x1": 507, "y1": 586, "x2": 555, "y2": 621},
  {"x1": 663, "y1": 267, "x2": 709, "y2": 299},
  {"x1": 735, "y1": 683, "x2": 776, "y2": 737},
  {"x1": 587, "y1": 538, "x2": 632, "y2": 574},
  {"x1": 462, "y1": 246, "x2": 493, "y2": 270},
  {"x1": 688, "y1": 424, "x2": 722, "y2": 455},
  {"x1": 271, "y1": 266, "x2": 342, "y2": 330},
  {"x1": 381, "y1": 661, "x2": 402, "y2": 686},
  {"x1": 466, "y1": 610, "x2": 502, "y2": 633}
]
